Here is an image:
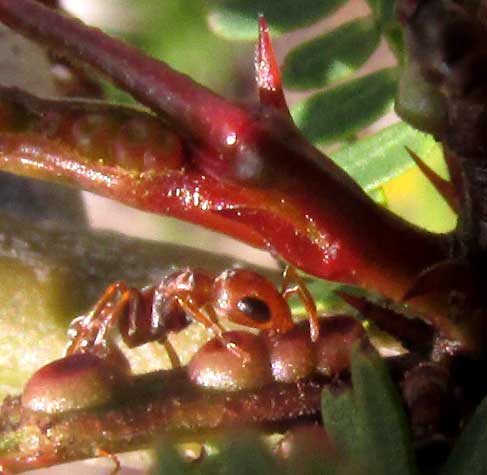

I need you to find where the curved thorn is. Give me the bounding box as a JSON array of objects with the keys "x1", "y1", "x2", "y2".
[
  {"x1": 255, "y1": 15, "x2": 290, "y2": 114},
  {"x1": 405, "y1": 146, "x2": 460, "y2": 213},
  {"x1": 338, "y1": 291, "x2": 434, "y2": 353},
  {"x1": 0, "y1": 0, "x2": 251, "y2": 152}
]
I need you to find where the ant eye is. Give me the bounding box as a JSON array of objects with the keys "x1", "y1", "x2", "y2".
[
  {"x1": 213, "y1": 269, "x2": 293, "y2": 332},
  {"x1": 237, "y1": 296, "x2": 271, "y2": 324}
]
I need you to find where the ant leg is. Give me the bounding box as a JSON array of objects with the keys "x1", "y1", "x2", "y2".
[
  {"x1": 175, "y1": 296, "x2": 249, "y2": 361},
  {"x1": 95, "y1": 448, "x2": 121, "y2": 475},
  {"x1": 159, "y1": 338, "x2": 182, "y2": 368},
  {"x1": 66, "y1": 282, "x2": 136, "y2": 355},
  {"x1": 93, "y1": 287, "x2": 142, "y2": 347},
  {"x1": 281, "y1": 266, "x2": 320, "y2": 342},
  {"x1": 175, "y1": 297, "x2": 225, "y2": 340},
  {"x1": 91, "y1": 282, "x2": 130, "y2": 316}
]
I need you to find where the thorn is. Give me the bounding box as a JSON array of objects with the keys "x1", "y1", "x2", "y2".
[
  {"x1": 405, "y1": 146, "x2": 460, "y2": 213},
  {"x1": 336, "y1": 291, "x2": 368, "y2": 313},
  {"x1": 337, "y1": 291, "x2": 434, "y2": 353},
  {"x1": 255, "y1": 15, "x2": 290, "y2": 115}
]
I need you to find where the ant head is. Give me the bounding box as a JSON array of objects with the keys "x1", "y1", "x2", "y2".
[{"x1": 212, "y1": 269, "x2": 294, "y2": 333}]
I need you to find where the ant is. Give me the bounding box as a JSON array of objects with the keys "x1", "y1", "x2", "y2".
[
  {"x1": 65, "y1": 266, "x2": 321, "y2": 369},
  {"x1": 21, "y1": 266, "x2": 366, "y2": 417}
]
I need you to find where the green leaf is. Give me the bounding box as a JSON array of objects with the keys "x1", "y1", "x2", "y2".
[
  {"x1": 369, "y1": 187, "x2": 387, "y2": 204},
  {"x1": 155, "y1": 444, "x2": 192, "y2": 475},
  {"x1": 351, "y1": 346, "x2": 417, "y2": 475},
  {"x1": 292, "y1": 68, "x2": 397, "y2": 146},
  {"x1": 366, "y1": 0, "x2": 396, "y2": 28},
  {"x1": 283, "y1": 17, "x2": 380, "y2": 91},
  {"x1": 322, "y1": 346, "x2": 416, "y2": 475},
  {"x1": 396, "y1": 60, "x2": 448, "y2": 136},
  {"x1": 288, "y1": 278, "x2": 349, "y2": 318},
  {"x1": 363, "y1": 0, "x2": 404, "y2": 61},
  {"x1": 442, "y1": 395, "x2": 487, "y2": 475},
  {"x1": 207, "y1": 0, "x2": 346, "y2": 40},
  {"x1": 106, "y1": 0, "x2": 238, "y2": 102},
  {"x1": 219, "y1": 435, "x2": 279, "y2": 475},
  {"x1": 385, "y1": 23, "x2": 405, "y2": 62},
  {"x1": 382, "y1": 137, "x2": 456, "y2": 232},
  {"x1": 331, "y1": 121, "x2": 439, "y2": 191},
  {"x1": 322, "y1": 387, "x2": 362, "y2": 461}
]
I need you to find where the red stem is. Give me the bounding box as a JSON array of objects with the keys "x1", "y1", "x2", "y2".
[
  {"x1": 0, "y1": 2, "x2": 475, "y2": 348},
  {"x1": 255, "y1": 16, "x2": 290, "y2": 113},
  {"x1": 0, "y1": 0, "x2": 251, "y2": 151},
  {"x1": 0, "y1": 371, "x2": 324, "y2": 472}
]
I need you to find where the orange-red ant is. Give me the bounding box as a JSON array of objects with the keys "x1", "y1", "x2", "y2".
[
  {"x1": 21, "y1": 267, "x2": 366, "y2": 413},
  {"x1": 65, "y1": 266, "x2": 320, "y2": 368}
]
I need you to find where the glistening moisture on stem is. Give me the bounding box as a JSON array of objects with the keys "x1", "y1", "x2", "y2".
[
  {"x1": 1, "y1": 0, "x2": 487, "y2": 474},
  {"x1": 0, "y1": 0, "x2": 463, "y2": 349}
]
